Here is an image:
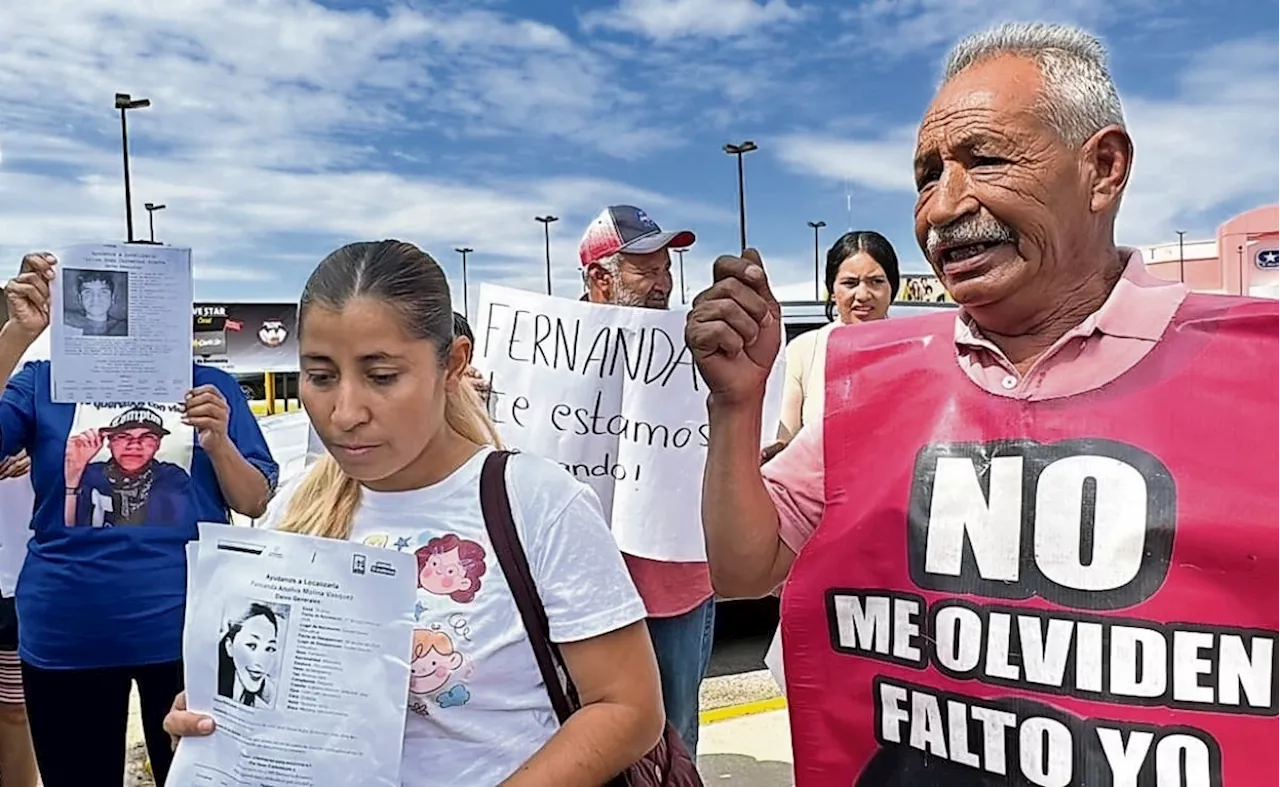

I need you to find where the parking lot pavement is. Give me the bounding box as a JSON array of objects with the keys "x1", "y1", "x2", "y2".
[{"x1": 698, "y1": 708, "x2": 793, "y2": 787}]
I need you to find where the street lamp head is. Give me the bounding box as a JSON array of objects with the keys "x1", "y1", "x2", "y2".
[
  {"x1": 455, "y1": 247, "x2": 473, "y2": 254},
  {"x1": 535, "y1": 215, "x2": 559, "y2": 224},
  {"x1": 809, "y1": 220, "x2": 826, "y2": 229},
  {"x1": 723, "y1": 140, "x2": 759, "y2": 155},
  {"x1": 144, "y1": 202, "x2": 166, "y2": 212},
  {"x1": 115, "y1": 93, "x2": 150, "y2": 110}
]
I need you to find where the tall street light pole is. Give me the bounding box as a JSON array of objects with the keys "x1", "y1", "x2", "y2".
[
  {"x1": 673, "y1": 247, "x2": 688, "y2": 304},
  {"x1": 115, "y1": 92, "x2": 151, "y2": 243},
  {"x1": 144, "y1": 202, "x2": 166, "y2": 244},
  {"x1": 535, "y1": 216, "x2": 558, "y2": 295},
  {"x1": 1237, "y1": 244, "x2": 1244, "y2": 295},
  {"x1": 808, "y1": 220, "x2": 826, "y2": 301},
  {"x1": 1175, "y1": 230, "x2": 1186, "y2": 284},
  {"x1": 723, "y1": 141, "x2": 758, "y2": 251},
  {"x1": 455, "y1": 247, "x2": 473, "y2": 319}
]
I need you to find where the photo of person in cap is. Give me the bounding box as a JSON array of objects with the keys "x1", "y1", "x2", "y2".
[{"x1": 64, "y1": 405, "x2": 190, "y2": 527}]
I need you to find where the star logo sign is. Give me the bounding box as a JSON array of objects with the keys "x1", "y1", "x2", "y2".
[{"x1": 1255, "y1": 249, "x2": 1279, "y2": 270}]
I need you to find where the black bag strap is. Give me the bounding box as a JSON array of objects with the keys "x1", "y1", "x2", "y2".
[{"x1": 478, "y1": 450, "x2": 580, "y2": 724}]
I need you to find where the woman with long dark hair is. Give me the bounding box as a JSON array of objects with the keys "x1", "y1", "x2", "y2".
[
  {"x1": 216, "y1": 603, "x2": 281, "y2": 708},
  {"x1": 166, "y1": 241, "x2": 664, "y2": 786},
  {"x1": 777, "y1": 230, "x2": 900, "y2": 441}
]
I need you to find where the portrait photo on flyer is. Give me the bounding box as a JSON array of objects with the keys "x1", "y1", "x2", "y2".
[
  {"x1": 171, "y1": 523, "x2": 417, "y2": 787},
  {"x1": 217, "y1": 598, "x2": 290, "y2": 710}
]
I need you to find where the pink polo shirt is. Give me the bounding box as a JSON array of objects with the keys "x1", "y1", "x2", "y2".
[
  {"x1": 764, "y1": 248, "x2": 1189, "y2": 552},
  {"x1": 622, "y1": 554, "x2": 713, "y2": 619}
]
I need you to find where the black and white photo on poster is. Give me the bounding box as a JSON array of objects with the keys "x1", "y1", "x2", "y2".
[
  {"x1": 62, "y1": 268, "x2": 130, "y2": 337},
  {"x1": 64, "y1": 402, "x2": 193, "y2": 527},
  {"x1": 217, "y1": 598, "x2": 290, "y2": 710}
]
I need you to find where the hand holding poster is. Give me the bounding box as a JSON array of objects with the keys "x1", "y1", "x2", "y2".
[
  {"x1": 171, "y1": 524, "x2": 417, "y2": 787},
  {"x1": 473, "y1": 284, "x2": 785, "y2": 562}
]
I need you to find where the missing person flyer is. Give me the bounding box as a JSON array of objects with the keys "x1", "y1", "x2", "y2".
[{"x1": 171, "y1": 524, "x2": 417, "y2": 786}]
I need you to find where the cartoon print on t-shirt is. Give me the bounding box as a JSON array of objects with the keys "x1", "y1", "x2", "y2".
[
  {"x1": 64, "y1": 403, "x2": 193, "y2": 527},
  {"x1": 407, "y1": 627, "x2": 473, "y2": 716},
  {"x1": 359, "y1": 530, "x2": 489, "y2": 715},
  {"x1": 415, "y1": 535, "x2": 487, "y2": 603}
]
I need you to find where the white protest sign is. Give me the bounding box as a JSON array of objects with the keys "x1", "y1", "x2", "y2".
[{"x1": 473, "y1": 284, "x2": 785, "y2": 563}]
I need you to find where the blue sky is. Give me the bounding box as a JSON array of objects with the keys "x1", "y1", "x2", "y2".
[{"x1": 0, "y1": 0, "x2": 1276, "y2": 313}]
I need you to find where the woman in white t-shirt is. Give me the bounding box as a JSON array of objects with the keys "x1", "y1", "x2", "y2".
[{"x1": 165, "y1": 240, "x2": 664, "y2": 786}]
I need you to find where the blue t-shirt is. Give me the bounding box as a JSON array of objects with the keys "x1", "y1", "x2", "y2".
[{"x1": 0, "y1": 362, "x2": 279, "y2": 669}]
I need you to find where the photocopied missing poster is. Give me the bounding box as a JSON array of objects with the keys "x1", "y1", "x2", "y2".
[
  {"x1": 170, "y1": 524, "x2": 417, "y2": 787},
  {"x1": 49, "y1": 243, "x2": 193, "y2": 403}
]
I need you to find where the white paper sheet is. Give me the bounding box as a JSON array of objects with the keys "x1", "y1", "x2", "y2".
[
  {"x1": 50, "y1": 243, "x2": 193, "y2": 403},
  {"x1": 764, "y1": 626, "x2": 786, "y2": 696},
  {"x1": 472, "y1": 284, "x2": 785, "y2": 563},
  {"x1": 170, "y1": 523, "x2": 417, "y2": 787}
]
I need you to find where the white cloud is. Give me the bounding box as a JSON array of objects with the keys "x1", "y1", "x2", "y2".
[
  {"x1": 1118, "y1": 38, "x2": 1279, "y2": 242},
  {"x1": 771, "y1": 35, "x2": 1279, "y2": 245},
  {"x1": 193, "y1": 266, "x2": 277, "y2": 283},
  {"x1": 0, "y1": 0, "x2": 735, "y2": 299},
  {"x1": 837, "y1": 0, "x2": 1155, "y2": 59},
  {"x1": 582, "y1": 0, "x2": 804, "y2": 40},
  {"x1": 773, "y1": 126, "x2": 918, "y2": 193},
  {"x1": 0, "y1": 132, "x2": 728, "y2": 290}
]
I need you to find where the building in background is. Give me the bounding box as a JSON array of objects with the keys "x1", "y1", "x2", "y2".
[
  {"x1": 898, "y1": 274, "x2": 954, "y2": 304},
  {"x1": 1141, "y1": 205, "x2": 1278, "y2": 299}
]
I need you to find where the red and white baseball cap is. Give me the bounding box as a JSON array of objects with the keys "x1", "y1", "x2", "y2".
[{"x1": 578, "y1": 205, "x2": 696, "y2": 267}]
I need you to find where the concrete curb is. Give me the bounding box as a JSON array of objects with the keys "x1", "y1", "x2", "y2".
[{"x1": 699, "y1": 696, "x2": 787, "y2": 725}]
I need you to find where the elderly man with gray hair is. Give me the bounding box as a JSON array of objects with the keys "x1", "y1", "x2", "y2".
[{"x1": 686, "y1": 22, "x2": 1277, "y2": 786}]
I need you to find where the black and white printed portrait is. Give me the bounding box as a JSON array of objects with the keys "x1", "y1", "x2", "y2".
[
  {"x1": 62, "y1": 268, "x2": 130, "y2": 337},
  {"x1": 217, "y1": 599, "x2": 289, "y2": 710}
]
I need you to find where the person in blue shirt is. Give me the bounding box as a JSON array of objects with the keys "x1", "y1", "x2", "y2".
[
  {"x1": 66, "y1": 406, "x2": 190, "y2": 527},
  {"x1": 0, "y1": 252, "x2": 279, "y2": 787}
]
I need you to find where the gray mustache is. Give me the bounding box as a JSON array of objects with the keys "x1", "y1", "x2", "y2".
[{"x1": 926, "y1": 221, "x2": 1015, "y2": 257}]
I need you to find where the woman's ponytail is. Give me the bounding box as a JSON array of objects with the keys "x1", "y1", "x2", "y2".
[
  {"x1": 446, "y1": 381, "x2": 503, "y2": 449},
  {"x1": 274, "y1": 455, "x2": 362, "y2": 541}
]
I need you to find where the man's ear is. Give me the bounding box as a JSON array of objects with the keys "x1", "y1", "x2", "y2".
[
  {"x1": 1085, "y1": 125, "x2": 1132, "y2": 215},
  {"x1": 586, "y1": 263, "x2": 612, "y2": 295},
  {"x1": 444, "y1": 337, "x2": 471, "y2": 392},
  {"x1": 586, "y1": 264, "x2": 614, "y2": 302}
]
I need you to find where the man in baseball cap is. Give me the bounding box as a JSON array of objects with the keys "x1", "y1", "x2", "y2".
[
  {"x1": 577, "y1": 205, "x2": 714, "y2": 757},
  {"x1": 579, "y1": 205, "x2": 695, "y2": 309}
]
